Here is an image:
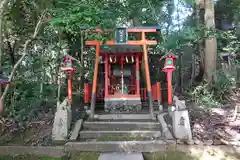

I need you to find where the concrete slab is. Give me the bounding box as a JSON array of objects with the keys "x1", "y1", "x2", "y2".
[{"x1": 98, "y1": 152, "x2": 144, "y2": 160}]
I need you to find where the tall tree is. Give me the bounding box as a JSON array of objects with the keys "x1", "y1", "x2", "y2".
[
  {"x1": 204, "y1": 0, "x2": 217, "y2": 83},
  {"x1": 195, "y1": 0, "x2": 205, "y2": 82}
]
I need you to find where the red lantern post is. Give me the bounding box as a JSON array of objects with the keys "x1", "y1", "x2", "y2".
[
  {"x1": 61, "y1": 57, "x2": 75, "y2": 105},
  {"x1": 162, "y1": 55, "x2": 176, "y2": 105}
]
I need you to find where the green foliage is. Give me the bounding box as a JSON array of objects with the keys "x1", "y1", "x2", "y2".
[
  {"x1": 218, "y1": 30, "x2": 240, "y2": 54},
  {"x1": 191, "y1": 82, "x2": 221, "y2": 107},
  {"x1": 191, "y1": 70, "x2": 232, "y2": 107},
  {"x1": 212, "y1": 71, "x2": 233, "y2": 100},
  {"x1": 183, "y1": 0, "x2": 195, "y2": 6},
  {"x1": 215, "y1": 0, "x2": 240, "y2": 21},
  {"x1": 4, "y1": 80, "x2": 57, "y2": 123},
  {"x1": 158, "y1": 26, "x2": 201, "y2": 52},
  {"x1": 49, "y1": 0, "x2": 120, "y2": 34}
]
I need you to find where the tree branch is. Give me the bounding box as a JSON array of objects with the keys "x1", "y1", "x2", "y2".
[{"x1": 0, "y1": 12, "x2": 46, "y2": 114}]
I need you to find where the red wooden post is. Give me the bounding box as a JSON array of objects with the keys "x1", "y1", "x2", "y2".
[
  {"x1": 62, "y1": 57, "x2": 75, "y2": 106},
  {"x1": 162, "y1": 56, "x2": 176, "y2": 105},
  {"x1": 87, "y1": 41, "x2": 101, "y2": 118},
  {"x1": 135, "y1": 56, "x2": 140, "y2": 95},
  {"x1": 156, "y1": 82, "x2": 161, "y2": 102},
  {"x1": 104, "y1": 55, "x2": 109, "y2": 98},
  {"x1": 167, "y1": 72, "x2": 172, "y2": 104},
  {"x1": 84, "y1": 83, "x2": 88, "y2": 104},
  {"x1": 68, "y1": 73, "x2": 72, "y2": 105}
]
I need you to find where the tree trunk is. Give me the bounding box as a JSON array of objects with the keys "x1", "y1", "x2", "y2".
[
  {"x1": 204, "y1": 0, "x2": 217, "y2": 83},
  {"x1": 195, "y1": 0, "x2": 205, "y2": 82},
  {"x1": 0, "y1": 13, "x2": 45, "y2": 115}
]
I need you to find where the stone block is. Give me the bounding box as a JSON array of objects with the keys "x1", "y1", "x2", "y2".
[
  {"x1": 52, "y1": 99, "x2": 72, "y2": 141},
  {"x1": 159, "y1": 104, "x2": 163, "y2": 113},
  {"x1": 69, "y1": 119, "x2": 83, "y2": 141},
  {"x1": 157, "y1": 114, "x2": 173, "y2": 139},
  {"x1": 168, "y1": 106, "x2": 176, "y2": 117},
  {"x1": 173, "y1": 96, "x2": 186, "y2": 110},
  {"x1": 172, "y1": 110, "x2": 192, "y2": 140}
]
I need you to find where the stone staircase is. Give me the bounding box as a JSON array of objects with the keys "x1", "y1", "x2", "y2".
[{"x1": 65, "y1": 114, "x2": 176, "y2": 152}]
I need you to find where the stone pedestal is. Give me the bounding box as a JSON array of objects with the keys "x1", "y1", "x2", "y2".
[
  {"x1": 52, "y1": 99, "x2": 72, "y2": 141},
  {"x1": 104, "y1": 98, "x2": 142, "y2": 113},
  {"x1": 172, "y1": 110, "x2": 192, "y2": 140}
]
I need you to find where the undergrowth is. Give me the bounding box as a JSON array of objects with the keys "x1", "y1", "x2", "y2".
[{"x1": 189, "y1": 70, "x2": 233, "y2": 107}]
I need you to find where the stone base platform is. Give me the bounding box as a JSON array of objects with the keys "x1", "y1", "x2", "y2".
[{"x1": 104, "y1": 98, "x2": 142, "y2": 113}]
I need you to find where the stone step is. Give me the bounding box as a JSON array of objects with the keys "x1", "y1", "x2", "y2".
[
  {"x1": 83, "y1": 121, "x2": 161, "y2": 130},
  {"x1": 98, "y1": 152, "x2": 144, "y2": 160},
  {"x1": 93, "y1": 114, "x2": 155, "y2": 120},
  {"x1": 81, "y1": 136, "x2": 160, "y2": 142},
  {"x1": 65, "y1": 140, "x2": 176, "y2": 152},
  {"x1": 79, "y1": 130, "x2": 162, "y2": 139}
]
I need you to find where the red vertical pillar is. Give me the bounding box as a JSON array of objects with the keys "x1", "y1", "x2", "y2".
[
  {"x1": 167, "y1": 72, "x2": 173, "y2": 105},
  {"x1": 84, "y1": 83, "x2": 88, "y2": 104},
  {"x1": 142, "y1": 32, "x2": 154, "y2": 118},
  {"x1": 104, "y1": 55, "x2": 109, "y2": 98},
  {"x1": 68, "y1": 73, "x2": 72, "y2": 105},
  {"x1": 135, "y1": 56, "x2": 140, "y2": 95},
  {"x1": 156, "y1": 82, "x2": 161, "y2": 103},
  {"x1": 90, "y1": 42, "x2": 100, "y2": 118}
]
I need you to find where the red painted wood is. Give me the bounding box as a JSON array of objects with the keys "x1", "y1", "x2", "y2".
[
  {"x1": 136, "y1": 56, "x2": 140, "y2": 95},
  {"x1": 68, "y1": 73, "x2": 72, "y2": 105},
  {"x1": 101, "y1": 53, "x2": 143, "y2": 56},
  {"x1": 88, "y1": 84, "x2": 92, "y2": 101},
  {"x1": 84, "y1": 83, "x2": 89, "y2": 104},
  {"x1": 104, "y1": 56, "x2": 109, "y2": 98},
  {"x1": 84, "y1": 28, "x2": 157, "y2": 33},
  {"x1": 105, "y1": 40, "x2": 157, "y2": 45},
  {"x1": 156, "y1": 82, "x2": 161, "y2": 102},
  {"x1": 167, "y1": 72, "x2": 173, "y2": 105}
]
